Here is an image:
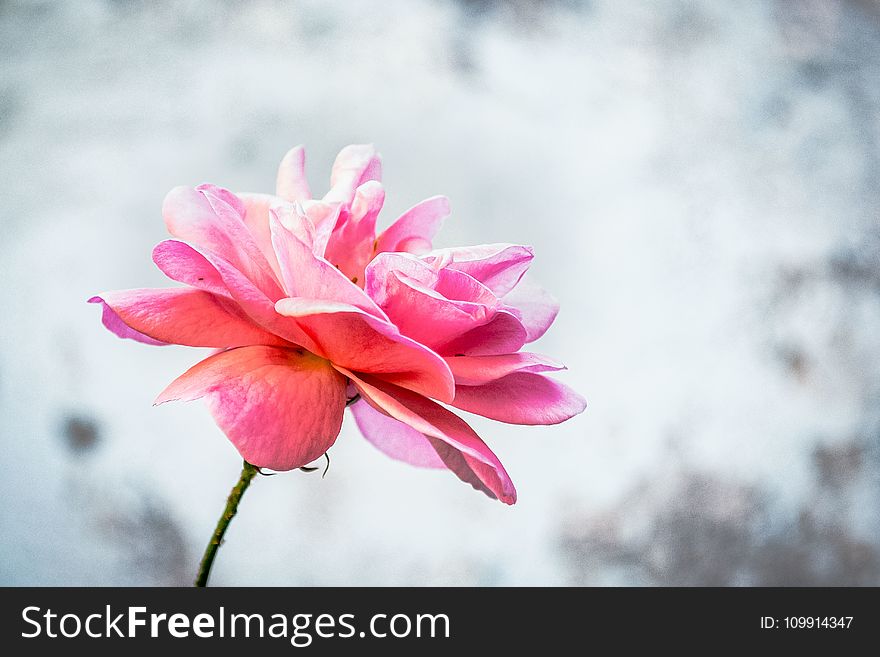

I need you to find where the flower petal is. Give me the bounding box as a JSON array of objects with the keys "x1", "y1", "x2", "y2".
[
  {"x1": 501, "y1": 277, "x2": 559, "y2": 342},
  {"x1": 269, "y1": 212, "x2": 387, "y2": 318},
  {"x1": 438, "y1": 309, "x2": 528, "y2": 356},
  {"x1": 424, "y1": 244, "x2": 533, "y2": 297},
  {"x1": 90, "y1": 288, "x2": 289, "y2": 348},
  {"x1": 350, "y1": 398, "x2": 445, "y2": 468},
  {"x1": 274, "y1": 297, "x2": 455, "y2": 402},
  {"x1": 444, "y1": 352, "x2": 565, "y2": 385},
  {"x1": 323, "y1": 144, "x2": 382, "y2": 204},
  {"x1": 373, "y1": 270, "x2": 493, "y2": 350},
  {"x1": 450, "y1": 372, "x2": 587, "y2": 425},
  {"x1": 275, "y1": 145, "x2": 312, "y2": 202},
  {"x1": 375, "y1": 196, "x2": 450, "y2": 256},
  {"x1": 162, "y1": 185, "x2": 283, "y2": 299},
  {"x1": 269, "y1": 202, "x2": 318, "y2": 248},
  {"x1": 153, "y1": 238, "x2": 319, "y2": 350},
  {"x1": 152, "y1": 240, "x2": 229, "y2": 297},
  {"x1": 366, "y1": 253, "x2": 517, "y2": 353},
  {"x1": 323, "y1": 181, "x2": 385, "y2": 285},
  {"x1": 342, "y1": 370, "x2": 516, "y2": 504},
  {"x1": 237, "y1": 192, "x2": 286, "y2": 279},
  {"x1": 156, "y1": 346, "x2": 346, "y2": 471},
  {"x1": 300, "y1": 200, "x2": 342, "y2": 256},
  {"x1": 88, "y1": 296, "x2": 167, "y2": 345}
]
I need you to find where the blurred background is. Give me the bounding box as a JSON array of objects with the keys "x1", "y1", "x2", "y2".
[{"x1": 1, "y1": 0, "x2": 879, "y2": 586}]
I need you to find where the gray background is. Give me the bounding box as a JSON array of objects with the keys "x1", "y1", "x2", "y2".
[{"x1": 1, "y1": 0, "x2": 878, "y2": 585}]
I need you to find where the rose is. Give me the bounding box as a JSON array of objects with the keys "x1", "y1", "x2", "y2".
[{"x1": 91, "y1": 145, "x2": 585, "y2": 505}]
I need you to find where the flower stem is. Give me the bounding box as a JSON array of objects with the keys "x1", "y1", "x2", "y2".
[{"x1": 195, "y1": 460, "x2": 258, "y2": 587}]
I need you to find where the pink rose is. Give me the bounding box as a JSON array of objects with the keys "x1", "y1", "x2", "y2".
[{"x1": 91, "y1": 145, "x2": 585, "y2": 504}]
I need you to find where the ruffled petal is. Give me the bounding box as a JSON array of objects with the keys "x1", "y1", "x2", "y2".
[
  {"x1": 269, "y1": 211, "x2": 387, "y2": 318},
  {"x1": 323, "y1": 181, "x2": 385, "y2": 285},
  {"x1": 305, "y1": 202, "x2": 341, "y2": 256},
  {"x1": 350, "y1": 398, "x2": 445, "y2": 468},
  {"x1": 89, "y1": 288, "x2": 288, "y2": 348},
  {"x1": 371, "y1": 271, "x2": 493, "y2": 350},
  {"x1": 237, "y1": 192, "x2": 287, "y2": 279},
  {"x1": 501, "y1": 277, "x2": 559, "y2": 343},
  {"x1": 274, "y1": 297, "x2": 454, "y2": 402},
  {"x1": 342, "y1": 370, "x2": 516, "y2": 504},
  {"x1": 366, "y1": 253, "x2": 518, "y2": 353},
  {"x1": 162, "y1": 185, "x2": 283, "y2": 299},
  {"x1": 88, "y1": 296, "x2": 167, "y2": 345},
  {"x1": 437, "y1": 309, "x2": 528, "y2": 356},
  {"x1": 323, "y1": 144, "x2": 382, "y2": 204},
  {"x1": 152, "y1": 239, "x2": 318, "y2": 350},
  {"x1": 450, "y1": 372, "x2": 586, "y2": 425},
  {"x1": 156, "y1": 346, "x2": 346, "y2": 470},
  {"x1": 424, "y1": 244, "x2": 533, "y2": 297},
  {"x1": 444, "y1": 352, "x2": 565, "y2": 385},
  {"x1": 375, "y1": 196, "x2": 450, "y2": 256},
  {"x1": 275, "y1": 145, "x2": 312, "y2": 202},
  {"x1": 152, "y1": 240, "x2": 230, "y2": 298}
]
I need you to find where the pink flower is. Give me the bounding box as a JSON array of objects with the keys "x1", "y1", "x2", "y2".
[{"x1": 91, "y1": 145, "x2": 585, "y2": 504}]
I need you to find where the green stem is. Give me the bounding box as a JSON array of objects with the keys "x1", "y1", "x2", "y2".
[{"x1": 195, "y1": 460, "x2": 258, "y2": 587}]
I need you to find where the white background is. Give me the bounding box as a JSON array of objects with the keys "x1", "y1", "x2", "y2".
[{"x1": 1, "y1": 0, "x2": 878, "y2": 585}]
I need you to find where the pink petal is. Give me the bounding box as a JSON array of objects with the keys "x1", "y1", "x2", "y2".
[
  {"x1": 196, "y1": 183, "x2": 247, "y2": 217},
  {"x1": 270, "y1": 202, "x2": 318, "y2": 249},
  {"x1": 323, "y1": 181, "x2": 385, "y2": 285},
  {"x1": 323, "y1": 144, "x2": 382, "y2": 204},
  {"x1": 350, "y1": 398, "x2": 445, "y2": 468},
  {"x1": 90, "y1": 288, "x2": 289, "y2": 348},
  {"x1": 153, "y1": 238, "x2": 319, "y2": 350},
  {"x1": 238, "y1": 192, "x2": 287, "y2": 279},
  {"x1": 269, "y1": 212, "x2": 387, "y2": 318},
  {"x1": 272, "y1": 199, "x2": 344, "y2": 258},
  {"x1": 450, "y1": 372, "x2": 586, "y2": 425},
  {"x1": 365, "y1": 251, "x2": 438, "y2": 290},
  {"x1": 366, "y1": 253, "x2": 518, "y2": 354},
  {"x1": 162, "y1": 185, "x2": 283, "y2": 299},
  {"x1": 275, "y1": 145, "x2": 312, "y2": 202},
  {"x1": 88, "y1": 296, "x2": 167, "y2": 345},
  {"x1": 152, "y1": 240, "x2": 229, "y2": 298},
  {"x1": 501, "y1": 277, "x2": 559, "y2": 342},
  {"x1": 424, "y1": 244, "x2": 533, "y2": 296},
  {"x1": 434, "y1": 266, "x2": 500, "y2": 306},
  {"x1": 444, "y1": 352, "x2": 565, "y2": 385},
  {"x1": 274, "y1": 297, "x2": 454, "y2": 403},
  {"x1": 299, "y1": 200, "x2": 342, "y2": 256},
  {"x1": 438, "y1": 309, "x2": 528, "y2": 356},
  {"x1": 375, "y1": 196, "x2": 450, "y2": 256},
  {"x1": 156, "y1": 346, "x2": 346, "y2": 471},
  {"x1": 342, "y1": 370, "x2": 516, "y2": 504},
  {"x1": 371, "y1": 270, "x2": 493, "y2": 350},
  {"x1": 215, "y1": 263, "x2": 318, "y2": 349}
]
